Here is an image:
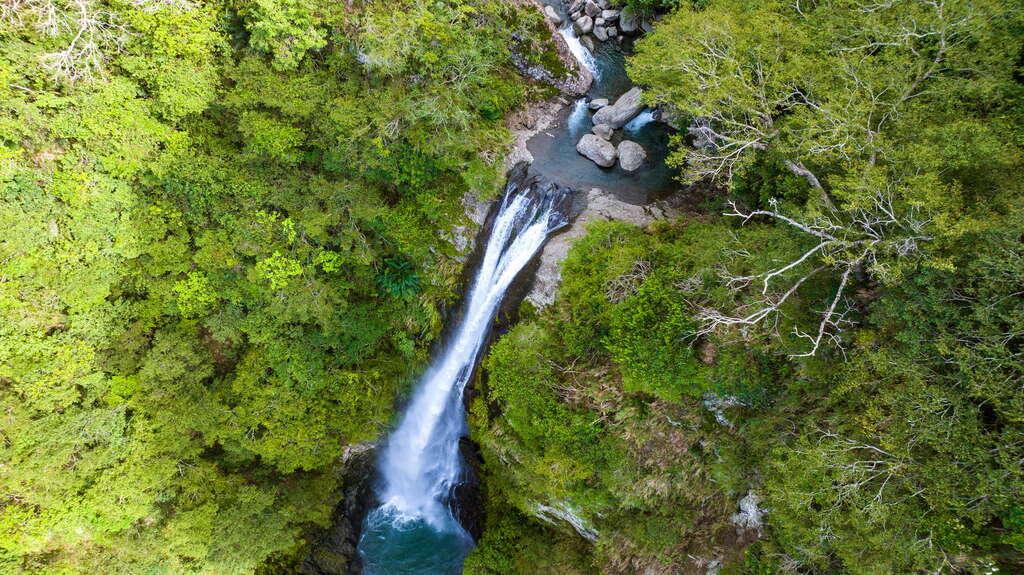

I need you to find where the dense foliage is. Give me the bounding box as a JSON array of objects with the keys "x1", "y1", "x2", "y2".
[
  {"x1": 0, "y1": 1, "x2": 561, "y2": 573},
  {"x1": 468, "y1": 0, "x2": 1024, "y2": 573}
]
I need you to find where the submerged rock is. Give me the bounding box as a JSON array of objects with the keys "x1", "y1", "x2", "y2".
[
  {"x1": 592, "y1": 123, "x2": 614, "y2": 140},
  {"x1": 576, "y1": 134, "x2": 618, "y2": 167},
  {"x1": 592, "y1": 86, "x2": 644, "y2": 128},
  {"x1": 617, "y1": 139, "x2": 647, "y2": 171}
]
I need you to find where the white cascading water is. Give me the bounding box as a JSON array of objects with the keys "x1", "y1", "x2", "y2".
[
  {"x1": 567, "y1": 97, "x2": 591, "y2": 139},
  {"x1": 358, "y1": 173, "x2": 569, "y2": 574},
  {"x1": 558, "y1": 24, "x2": 599, "y2": 81},
  {"x1": 624, "y1": 108, "x2": 656, "y2": 134}
]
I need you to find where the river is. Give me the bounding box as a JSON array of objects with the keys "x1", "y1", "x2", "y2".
[{"x1": 354, "y1": 3, "x2": 670, "y2": 572}]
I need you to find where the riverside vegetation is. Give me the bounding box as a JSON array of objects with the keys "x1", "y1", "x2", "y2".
[
  {"x1": 466, "y1": 0, "x2": 1024, "y2": 574},
  {"x1": 0, "y1": 0, "x2": 560, "y2": 572},
  {"x1": 1, "y1": 1, "x2": 1022, "y2": 575}
]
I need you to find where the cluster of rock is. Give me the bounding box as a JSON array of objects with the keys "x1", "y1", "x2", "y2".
[
  {"x1": 545, "y1": 1, "x2": 648, "y2": 47},
  {"x1": 575, "y1": 87, "x2": 648, "y2": 171}
]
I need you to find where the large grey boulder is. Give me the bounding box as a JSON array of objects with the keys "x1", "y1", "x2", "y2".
[
  {"x1": 568, "y1": 0, "x2": 584, "y2": 13},
  {"x1": 601, "y1": 9, "x2": 620, "y2": 20},
  {"x1": 619, "y1": 5, "x2": 639, "y2": 34},
  {"x1": 617, "y1": 140, "x2": 647, "y2": 171},
  {"x1": 588, "y1": 97, "x2": 608, "y2": 110},
  {"x1": 580, "y1": 35, "x2": 595, "y2": 51},
  {"x1": 592, "y1": 87, "x2": 644, "y2": 128},
  {"x1": 576, "y1": 134, "x2": 617, "y2": 167},
  {"x1": 573, "y1": 15, "x2": 593, "y2": 35},
  {"x1": 584, "y1": 0, "x2": 601, "y2": 18},
  {"x1": 593, "y1": 25, "x2": 609, "y2": 41},
  {"x1": 544, "y1": 5, "x2": 562, "y2": 25},
  {"x1": 592, "y1": 123, "x2": 614, "y2": 140},
  {"x1": 596, "y1": 0, "x2": 610, "y2": 8}
]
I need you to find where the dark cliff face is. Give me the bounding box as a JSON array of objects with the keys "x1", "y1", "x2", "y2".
[{"x1": 298, "y1": 447, "x2": 377, "y2": 575}]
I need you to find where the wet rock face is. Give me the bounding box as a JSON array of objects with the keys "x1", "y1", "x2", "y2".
[
  {"x1": 450, "y1": 437, "x2": 485, "y2": 542},
  {"x1": 299, "y1": 443, "x2": 377, "y2": 575}
]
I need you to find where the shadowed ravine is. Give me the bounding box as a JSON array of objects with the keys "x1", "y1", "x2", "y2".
[
  {"x1": 355, "y1": 4, "x2": 670, "y2": 572},
  {"x1": 355, "y1": 167, "x2": 571, "y2": 574}
]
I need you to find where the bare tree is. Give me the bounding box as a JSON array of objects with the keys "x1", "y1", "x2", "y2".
[
  {"x1": 695, "y1": 191, "x2": 931, "y2": 356},
  {"x1": 3, "y1": 0, "x2": 129, "y2": 82}
]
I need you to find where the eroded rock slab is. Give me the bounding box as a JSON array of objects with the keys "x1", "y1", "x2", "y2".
[
  {"x1": 526, "y1": 187, "x2": 684, "y2": 308},
  {"x1": 592, "y1": 86, "x2": 644, "y2": 128}
]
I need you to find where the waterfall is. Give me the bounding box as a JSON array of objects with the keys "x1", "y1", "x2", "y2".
[
  {"x1": 624, "y1": 108, "x2": 656, "y2": 134},
  {"x1": 558, "y1": 24, "x2": 600, "y2": 81},
  {"x1": 358, "y1": 169, "x2": 570, "y2": 574},
  {"x1": 567, "y1": 97, "x2": 591, "y2": 139}
]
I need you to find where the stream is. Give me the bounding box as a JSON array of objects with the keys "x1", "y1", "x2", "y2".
[{"x1": 354, "y1": 3, "x2": 672, "y2": 572}]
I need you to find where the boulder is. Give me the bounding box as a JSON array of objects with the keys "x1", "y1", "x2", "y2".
[
  {"x1": 595, "y1": 17, "x2": 605, "y2": 26},
  {"x1": 592, "y1": 86, "x2": 645, "y2": 128},
  {"x1": 596, "y1": 0, "x2": 610, "y2": 8},
  {"x1": 607, "y1": 26, "x2": 618, "y2": 37},
  {"x1": 588, "y1": 97, "x2": 608, "y2": 110},
  {"x1": 584, "y1": 0, "x2": 601, "y2": 18},
  {"x1": 576, "y1": 134, "x2": 617, "y2": 167},
  {"x1": 601, "y1": 9, "x2": 620, "y2": 20},
  {"x1": 581, "y1": 35, "x2": 595, "y2": 51},
  {"x1": 544, "y1": 5, "x2": 562, "y2": 25},
  {"x1": 573, "y1": 15, "x2": 593, "y2": 35},
  {"x1": 619, "y1": 5, "x2": 639, "y2": 34},
  {"x1": 568, "y1": 0, "x2": 584, "y2": 13},
  {"x1": 592, "y1": 123, "x2": 614, "y2": 140},
  {"x1": 617, "y1": 140, "x2": 647, "y2": 171},
  {"x1": 593, "y1": 25, "x2": 608, "y2": 41}
]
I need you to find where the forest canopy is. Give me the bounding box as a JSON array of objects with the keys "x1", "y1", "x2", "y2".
[
  {"x1": 0, "y1": 0, "x2": 556, "y2": 572},
  {"x1": 466, "y1": 0, "x2": 1024, "y2": 573}
]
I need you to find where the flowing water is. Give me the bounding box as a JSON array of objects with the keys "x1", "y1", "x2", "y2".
[
  {"x1": 355, "y1": 3, "x2": 672, "y2": 571},
  {"x1": 527, "y1": 3, "x2": 677, "y2": 205},
  {"x1": 357, "y1": 175, "x2": 570, "y2": 574}
]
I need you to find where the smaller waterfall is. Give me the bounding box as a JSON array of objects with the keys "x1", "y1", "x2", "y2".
[
  {"x1": 567, "y1": 97, "x2": 591, "y2": 139},
  {"x1": 558, "y1": 24, "x2": 600, "y2": 81},
  {"x1": 624, "y1": 109, "x2": 656, "y2": 134}
]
